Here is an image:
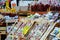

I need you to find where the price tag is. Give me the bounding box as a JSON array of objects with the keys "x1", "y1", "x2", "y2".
[{"x1": 22, "y1": 26, "x2": 30, "y2": 35}]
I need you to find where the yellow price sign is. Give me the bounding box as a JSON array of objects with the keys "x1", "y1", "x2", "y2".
[
  {"x1": 6, "y1": 1, "x2": 9, "y2": 7},
  {"x1": 22, "y1": 26, "x2": 30, "y2": 35}
]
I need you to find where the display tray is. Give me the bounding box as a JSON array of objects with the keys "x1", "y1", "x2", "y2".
[
  {"x1": 46, "y1": 22, "x2": 60, "y2": 40},
  {"x1": 18, "y1": 11, "x2": 60, "y2": 15},
  {"x1": 1, "y1": 13, "x2": 17, "y2": 17},
  {"x1": 18, "y1": 11, "x2": 47, "y2": 15}
]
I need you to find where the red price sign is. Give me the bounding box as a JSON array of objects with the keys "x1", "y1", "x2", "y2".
[{"x1": 12, "y1": 3, "x2": 16, "y2": 7}]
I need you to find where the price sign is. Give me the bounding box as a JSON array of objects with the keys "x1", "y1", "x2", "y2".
[
  {"x1": 6, "y1": 1, "x2": 9, "y2": 7},
  {"x1": 12, "y1": 3, "x2": 16, "y2": 7}
]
